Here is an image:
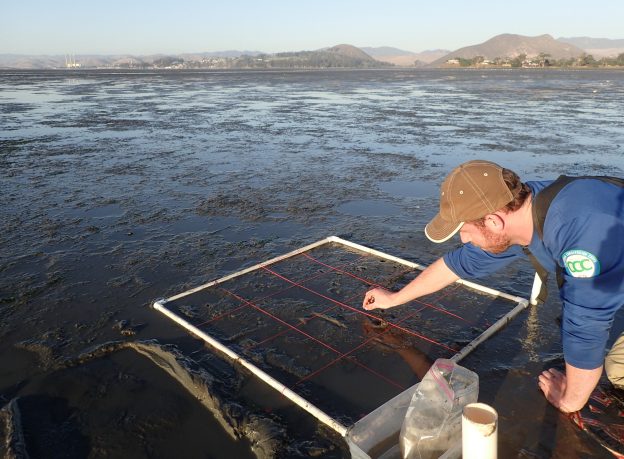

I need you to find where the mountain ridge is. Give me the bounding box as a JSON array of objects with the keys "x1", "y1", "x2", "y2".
[
  {"x1": 430, "y1": 33, "x2": 585, "y2": 67},
  {"x1": 361, "y1": 47, "x2": 450, "y2": 66},
  {"x1": 557, "y1": 37, "x2": 624, "y2": 58},
  {"x1": 2, "y1": 34, "x2": 624, "y2": 69},
  {"x1": 558, "y1": 37, "x2": 624, "y2": 49}
]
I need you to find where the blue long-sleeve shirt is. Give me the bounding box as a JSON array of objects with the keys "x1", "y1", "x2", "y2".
[{"x1": 443, "y1": 179, "x2": 624, "y2": 369}]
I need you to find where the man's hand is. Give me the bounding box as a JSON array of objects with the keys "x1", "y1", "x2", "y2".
[
  {"x1": 538, "y1": 364, "x2": 603, "y2": 413},
  {"x1": 362, "y1": 287, "x2": 396, "y2": 310},
  {"x1": 360, "y1": 258, "x2": 458, "y2": 312},
  {"x1": 538, "y1": 368, "x2": 571, "y2": 412}
]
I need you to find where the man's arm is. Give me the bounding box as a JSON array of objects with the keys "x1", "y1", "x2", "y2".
[
  {"x1": 538, "y1": 363, "x2": 603, "y2": 413},
  {"x1": 539, "y1": 210, "x2": 624, "y2": 412},
  {"x1": 362, "y1": 258, "x2": 459, "y2": 310}
]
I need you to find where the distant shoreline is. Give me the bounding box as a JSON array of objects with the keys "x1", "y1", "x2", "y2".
[{"x1": 1, "y1": 66, "x2": 623, "y2": 72}]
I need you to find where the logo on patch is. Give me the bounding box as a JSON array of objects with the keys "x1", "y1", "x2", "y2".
[{"x1": 562, "y1": 249, "x2": 601, "y2": 278}]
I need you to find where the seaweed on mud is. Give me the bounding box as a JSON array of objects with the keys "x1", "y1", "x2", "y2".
[
  {"x1": 103, "y1": 162, "x2": 148, "y2": 176},
  {"x1": 479, "y1": 143, "x2": 516, "y2": 152},
  {"x1": 0, "y1": 139, "x2": 38, "y2": 153},
  {"x1": 15, "y1": 328, "x2": 70, "y2": 370},
  {"x1": 0, "y1": 103, "x2": 35, "y2": 114},
  {"x1": 351, "y1": 149, "x2": 426, "y2": 173},
  {"x1": 285, "y1": 198, "x2": 335, "y2": 216},
  {"x1": 111, "y1": 319, "x2": 145, "y2": 336},
  {"x1": 260, "y1": 348, "x2": 311, "y2": 380},
  {"x1": 196, "y1": 191, "x2": 275, "y2": 221},
  {"x1": 5, "y1": 269, "x2": 65, "y2": 310},
  {"x1": 538, "y1": 161, "x2": 623, "y2": 176}
]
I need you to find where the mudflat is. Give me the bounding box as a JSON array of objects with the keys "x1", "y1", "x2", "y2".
[{"x1": 2, "y1": 68, "x2": 623, "y2": 458}]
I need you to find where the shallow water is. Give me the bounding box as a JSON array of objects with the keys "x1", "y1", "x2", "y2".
[{"x1": 2, "y1": 68, "x2": 624, "y2": 458}]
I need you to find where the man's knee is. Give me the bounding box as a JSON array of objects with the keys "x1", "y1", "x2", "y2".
[{"x1": 606, "y1": 333, "x2": 624, "y2": 388}]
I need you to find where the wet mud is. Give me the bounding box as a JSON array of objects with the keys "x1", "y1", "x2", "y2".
[
  {"x1": 2, "y1": 69, "x2": 624, "y2": 457},
  {"x1": 161, "y1": 241, "x2": 525, "y2": 428},
  {"x1": 1, "y1": 341, "x2": 344, "y2": 458}
]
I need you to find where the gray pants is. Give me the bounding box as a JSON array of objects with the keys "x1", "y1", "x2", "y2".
[{"x1": 606, "y1": 332, "x2": 624, "y2": 388}]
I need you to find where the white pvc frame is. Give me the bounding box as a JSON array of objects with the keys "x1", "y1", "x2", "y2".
[{"x1": 153, "y1": 236, "x2": 530, "y2": 437}]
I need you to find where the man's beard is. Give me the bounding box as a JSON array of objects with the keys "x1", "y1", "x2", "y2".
[{"x1": 478, "y1": 226, "x2": 512, "y2": 254}]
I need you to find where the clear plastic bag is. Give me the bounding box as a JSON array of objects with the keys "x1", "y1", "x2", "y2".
[{"x1": 399, "y1": 359, "x2": 478, "y2": 459}]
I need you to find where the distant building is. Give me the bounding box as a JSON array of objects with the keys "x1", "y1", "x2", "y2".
[
  {"x1": 522, "y1": 60, "x2": 540, "y2": 68},
  {"x1": 65, "y1": 55, "x2": 81, "y2": 68}
]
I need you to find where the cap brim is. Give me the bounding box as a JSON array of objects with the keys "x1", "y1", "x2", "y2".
[{"x1": 425, "y1": 213, "x2": 463, "y2": 243}]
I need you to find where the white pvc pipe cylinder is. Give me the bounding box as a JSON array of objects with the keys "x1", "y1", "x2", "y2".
[
  {"x1": 529, "y1": 272, "x2": 543, "y2": 305},
  {"x1": 462, "y1": 403, "x2": 498, "y2": 459}
]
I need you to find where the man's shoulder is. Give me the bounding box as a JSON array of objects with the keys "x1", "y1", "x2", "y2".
[
  {"x1": 526, "y1": 179, "x2": 554, "y2": 196},
  {"x1": 540, "y1": 177, "x2": 624, "y2": 253},
  {"x1": 529, "y1": 176, "x2": 624, "y2": 201},
  {"x1": 546, "y1": 177, "x2": 624, "y2": 217}
]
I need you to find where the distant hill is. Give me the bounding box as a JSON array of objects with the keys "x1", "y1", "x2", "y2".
[
  {"x1": 361, "y1": 46, "x2": 412, "y2": 57},
  {"x1": 557, "y1": 37, "x2": 624, "y2": 58},
  {"x1": 361, "y1": 47, "x2": 450, "y2": 66},
  {"x1": 430, "y1": 34, "x2": 585, "y2": 67},
  {"x1": 558, "y1": 37, "x2": 624, "y2": 49},
  {"x1": 181, "y1": 50, "x2": 263, "y2": 58},
  {"x1": 0, "y1": 54, "x2": 60, "y2": 69},
  {"x1": 0, "y1": 50, "x2": 265, "y2": 69},
  {"x1": 411, "y1": 49, "x2": 452, "y2": 65},
  {"x1": 0, "y1": 54, "x2": 126, "y2": 69},
  {"x1": 0, "y1": 46, "x2": 390, "y2": 70},
  {"x1": 254, "y1": 44, "x2": 390, "y2": 69},
  {"x1": 326, "y1": 44, "x2": 376, "y2": 61},
  {"x1": 6, "y1": 37, "x2": 623, "y2": 70}
]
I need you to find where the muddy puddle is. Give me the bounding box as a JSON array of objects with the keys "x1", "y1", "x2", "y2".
[{"x1": 2, "y1": 68, "x2": 624, "y2": 457}]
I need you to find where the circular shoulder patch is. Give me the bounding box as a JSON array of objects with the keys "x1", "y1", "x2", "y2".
[{"x1": 562, "y1": 249, "x2": 601, "y2": 278}]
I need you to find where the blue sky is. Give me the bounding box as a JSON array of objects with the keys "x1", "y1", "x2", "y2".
[{"x1": 2, "y1": 0, "x2": 623, "y2": 55}]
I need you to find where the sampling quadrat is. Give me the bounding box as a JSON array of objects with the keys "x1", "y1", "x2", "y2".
[{"x1": 153, "y1": 236, "x2": 529, "y2": 435}]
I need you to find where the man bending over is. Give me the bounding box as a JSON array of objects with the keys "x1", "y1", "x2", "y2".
[{"x1": 362, "y1": 160, "x2": 624, "y2": 413}]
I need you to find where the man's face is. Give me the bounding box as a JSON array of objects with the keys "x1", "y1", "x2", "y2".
[{"x1": 460, "y1": 221, "x2": 511, "y2": 254}]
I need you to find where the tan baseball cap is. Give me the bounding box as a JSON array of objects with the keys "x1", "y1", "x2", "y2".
[{"x1": 425, "y1": 160, "x2": 514, "y2": 243}]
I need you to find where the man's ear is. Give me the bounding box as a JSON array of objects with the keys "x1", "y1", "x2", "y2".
[{"x1": 484, "y1": 213, "x2": 505, "y2": 232}]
